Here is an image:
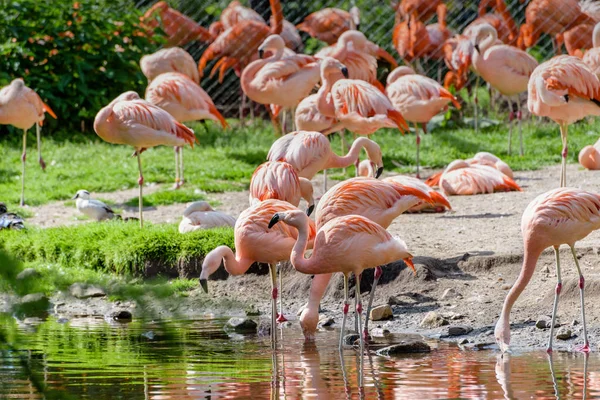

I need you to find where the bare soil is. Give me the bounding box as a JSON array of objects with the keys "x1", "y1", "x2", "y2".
[{"x1": 19, "y1": 164, "x2": 600, "y2": 352}]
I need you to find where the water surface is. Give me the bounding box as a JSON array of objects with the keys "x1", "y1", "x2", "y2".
[{"x1": 1, "y1": 317, "x2": 598, "y2": 399}]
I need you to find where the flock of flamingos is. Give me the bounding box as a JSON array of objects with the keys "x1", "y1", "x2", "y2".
[{"x1": 4, "y1": 0, "x2": 600, "y2": 384}]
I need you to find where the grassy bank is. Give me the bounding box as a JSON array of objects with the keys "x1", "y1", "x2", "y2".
[
  {"x1": 0, "y1": 221, "x2": 234, "y2": 275},
  {"x1": 1, "y1": 114, "x2": 599, "y2": 208}
]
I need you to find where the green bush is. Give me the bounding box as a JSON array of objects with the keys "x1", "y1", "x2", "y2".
[{"x1": 0, "y1": 0, "x2": 163, "y2": 132}]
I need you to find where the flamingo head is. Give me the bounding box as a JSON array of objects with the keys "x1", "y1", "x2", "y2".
[
  {"x1": 319, "y1": 57, "x2": 349, "y2": 80},
  {"x1": 299, "y1": 306, "x2": 318, "y2": 341},
  {"x1": 494, "y1": 317, "x2": 511, "y2": 354},
  {"x1": 268, "y1": 209, "x2": 308, "y2": 230},
  {"x1": 357, "y1": 160, "x2": 374, "y2": 177},
  {"x1": 350, "y1": 6, "x2": 360, "y2": 29},
  {"x1": 258, "y1": 34, "x2": 285, "y2": 59},
  {"x1": 579, "y1": 145, "x2": 600, "y2": 170},
  {"x1": 471, "y1": 22, "x2": 496, "y2": 53},
  {"x1": 362, "y1": 138, "x2": 384, "y2": 178},
  {"x1": 338, "y1": 29, "x2": 368, "y2": 50},
  {"x1": 199, "y1": 246, "x2": 230, "y2": 293}
]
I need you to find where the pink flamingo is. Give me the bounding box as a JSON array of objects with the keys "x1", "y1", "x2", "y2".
[
  {"x1": 241, "y1": 34, "x2": 320, "y2": 130},
  {"x1": 179, "y1": 201, "x2": 236, "y2": 233},
  {"x1": 145, "y1": 72, "x2": 227, "y2": 188},
  {"x1": 385, "y1": 66, "x2": 461, "y2": 178},
  {"x1": 294, "y1": 94, "x2": 343, "y2": 135},
  {"x1": 583, "y1": 23, "x2": 600, "y2": 78},
  {"x1": 528, "y1": 55, "x2": 600, "y2": 187},
  {"x1": 268, "y1": 210, "x2": 413, "y2": 386},
  {"x1": 495, "y1": 187, "x2": 600, "y2": 353},
  {"x1": 250, "y1": 161, "x2": 315, "y2": 215},
  {"x1": 200, "y1": 199, "x2": 316, "y2": 347},
  {"x1": 426, "y1": 159, "x2": 522, "y2": 196},
  {"x1": 315, "y1": 30, "x2": 398, "y2": 91},
  {"x1": 296, "y1": 7, "x2": 360, "y2": 45},
  {"x1": 93, "y1": 91, "x2": 195, "y2": 227},
  {"x1": 426, "y1": 151, "x2": 514, "y2": 185},
  {"x1": 471, "y1": 23, "x2": 538, "y2": 156},
  {"x1": 579, "y1": 138, "x2": 600, "y2": 170},
  {"x1": 0, "y1": 78, "x2": 57, "y2": 206},
  {"x1": 140, "y1": 47, "x2": 200, "y2": 83},
  {"x1": 315, "y1": 57, "x2": 408, "y2": 136},
  {"x1": 267, "y1": 130, "x2": 383, "y2": 192}
]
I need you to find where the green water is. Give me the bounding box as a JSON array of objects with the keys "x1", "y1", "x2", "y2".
[{"x1": 1, "y1": 317, "x2": 598, "y2": 399}]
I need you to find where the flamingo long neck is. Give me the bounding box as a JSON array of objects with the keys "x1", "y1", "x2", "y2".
[
  {"x1": 479, "y1": 27, "x2": 498, "y2": 54},
  {"x1": 326, "y1": 137, "x2": 367, "y2": 169},
  {"x1": 269, "y1": 0, "x2": 283, "y2": 35},
  {"x1": 217, "y1": 245, "x2": 254, "y2": 276},
  {"x1": 241, "y1": 59, "x2": 268, "y2": 93},
  {"x1": 498, "y1": 247, "x2": 541, "y2": 334},
  {"x1": 289, "y1": 218, "x2": 318, "y2": 275},
  {"x1": 316, "y1": 77, "x2": 337, "y2": 118},
  {"x1": 594, "y1": 23, "x2": 600, "y2": 48}
]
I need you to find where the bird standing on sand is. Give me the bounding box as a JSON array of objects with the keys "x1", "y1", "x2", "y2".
[
  {"x1": 72, "y1": 190, "x2": 119, "y2": 221},
  {"x1": 495, "y1": 188, "x2": 600, "y2": 353},
  {"x1": 200, "y1": 199, "x2": 316, "y2": 348},
  {"x1": 93, "y1": 92, "x2": 195, "y2": 228},
  {"x1": 528, "y1": 55, "x2": 600, "y2": 187},
  {"x1": 269, "y1": 210, "x2": 413, "y2": 387},
  {"x1": 145, "y1": 72, "x2": 227, "y2": 188},
  {"x1": 178, "y1": 201, "x2": 236, "y2": 233},
  {"x1": 0, "y1": 78, "x2": 57, "y2": 206}
]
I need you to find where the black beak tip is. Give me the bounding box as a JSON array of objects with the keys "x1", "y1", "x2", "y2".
[
  {"x1": 199, "y1": 279, "x2": 208, "y2": 293},
  {"x1": 72, "y1": 195, "x2": 78, "y2": 199},
  {"x1": 258, "y1": 49, "x2": 264, "y2": 59},
  {"x1": 341, "y1": 67, "x2": 349, "y2": 78},
  {"x1": 268, "y1": 213, "x2": 280, "y2": 229},
  {"x1": 376, "y1": 166, "x2": 384, "y2": 179},
  {"x1": 306, "y1": 205, "x2": 315, "y2": 217},
  {"x1": 474, "y1": 44, "x2": 480, "y2": 53}
]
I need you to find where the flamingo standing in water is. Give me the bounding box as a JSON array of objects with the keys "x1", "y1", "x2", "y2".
[
  {"x1": 241, "y1": 34, "x2": 320, "y2": 131},
  {"x1": 267, "y1": 130, "x2": 384, "y2": 192},
  {"x1": 145, "y1": 72, "x2": 227, "y2": 188},
  {"x1": 94, "y1": 92, "x2": 195, "y2": 227},
  {"x1": 0, "y1": 78, "x2": 57, "y2": 206},
  {"x1": 296, "y1": 7, "x2": 360, "y2": 45},
  {"x1": 385, "y1": 66, "x2": 460, "y2": 178},
  {"x1": 528, "y1": 55, "x2": 600, "y2": 187},
  {"x1": 179, "y1": 201, "x2": 236, "y2": 233},
  {"x1": 249, "y1": 161, "x2": 315, "y2": 215},
  {"x1": 200, "y1": 199, "x2": 316, "y2": 347},
  {"x1": 471, "y1": 23, "x2": 538, "y2": 156},
  {"x1": 140, "y1": 47, "x2": 200, "y2": 83},
  {"x1": 495, "y1": 187, "x2": 600, "y2": 353},
  {"x1": 268, "y1": 210, "x2": 413, "y2": 386}
]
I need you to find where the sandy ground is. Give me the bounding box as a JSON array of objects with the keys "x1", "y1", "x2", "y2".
[{"x1": 14, "y1": 164, "x2": 600, "y2": 352}]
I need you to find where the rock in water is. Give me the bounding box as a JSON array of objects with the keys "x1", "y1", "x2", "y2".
[
  {"x1": 69, "y1": 283, "x2": 106, "y2": 299},
  {"x1": 226, "y1": 317, "x2": 258, "y2": 333},
  {"x1": 107, "y1": 310, "x2": 133, "y2": 321},
  {"x1": 343, "y1": 333, "x2": 360, "y2": 346},
  {"x1": 16, "y1": 293, "x2": 50, "y2": 317},
  {"x1": 420, "y1": 311, "x2": 448, "y2": 328},
  {"x1": 447, "y1": 325, "x2": 473, "y2": 336},
  {"x1": 376, "y1": 341, "x2": 431, "y2": 356},
  {"x1": 370, "y1": 305, "x2": 393, "y2": 321}
]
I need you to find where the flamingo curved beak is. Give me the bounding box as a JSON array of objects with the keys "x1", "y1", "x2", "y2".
[
  {"x1": 199, "y1": 278, "x2": 208, "y2": 293},
  {"x1": 258, "y1": 49, "x2": 264, "y2": 59},
  {"x1": 306, "y1": 204, "x2": 315, "y2": 216},
  {"x1": 268, "y1": 213, "x2": 280, "y2": 228},
  {"x1": 341, "y1": 67, "x2": 349, "y2": 78},
  {"x1": 474, "y1": 44, "x2": 480, "y2": 54},
  {"x1": 376, "y1": 166, "x2": 384, "y2": 179}
]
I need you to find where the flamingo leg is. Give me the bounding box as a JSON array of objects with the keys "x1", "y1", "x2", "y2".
[
  {"x1": 559, "y1": 123, "x2": 568, "y2": 187},
  {"x1": 547, "y1": 246, "x2": 562, "y2": 353},
  {"x1": 339, "y1": 273, "x2": 350, "y2": 351},
  {"x1": 240, "y1": 91, "x2": 246, "y2": 128},
  {"x1": 340, "y1": 130, "x2": 347, "y2": 175},
  {"x1": 473, "y1": 77, "x2": 479, "y2": 134},
  {"x1": 269, "y1": 263, "x2": 278, "y2": 349},
  {"x1": 282, "y1": 109, "x2": 288, "y2": 134},
  {"x1": 414, "y1": 123, "x2": 421, "y2": 179},
  {"x1": 517, "y1": 98, "x2": 524, "y2": 157},
  {"x1": 323, "y1": 168, "x2": 328, "y2": 194},
  {"x1": 36, "y1": 123, "x2": 45, "y2": 171},
  {"x1": 355, "y1": 272, "x2": 364, "y2": 388},
  {"x1": 291, "y1": 108, "x2": 296, "y2": 131},
  {"x1": 20, "y1": 129, "x2": 27, "y2": 207},
  {"x1": 136, "y1": 151, "x2": 144, "y2": 228},
  {"x1": 180, "y1": 146, "x2": 185, "y2": 187},
  {"x1": 507, "y1": 97, "x2": 514, "y2": 156},
  {"x1": 570, "y1": 246, "x2": 590, "y2": 352},
  {"x1": 174, "y1": 147, "x2": 180, "y2": 189},
  {"x1": 277, "y1": 263, "x2": 287, "y2": 322},
  {"x1": 364, "y1": 266, "x2": 382, "y2": 341}
]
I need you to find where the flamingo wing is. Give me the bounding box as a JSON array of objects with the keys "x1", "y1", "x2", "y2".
[{"x1": 536, "y1": 55, "x2": 600, "y2": 101}]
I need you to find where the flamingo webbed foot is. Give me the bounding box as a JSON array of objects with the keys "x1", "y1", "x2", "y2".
[
  {"x1": 574, "y1": 343, "x2": 591, "y2": 353},
  {"x1": 276, "y1": 314, "x2": 288, "y2": 323}
]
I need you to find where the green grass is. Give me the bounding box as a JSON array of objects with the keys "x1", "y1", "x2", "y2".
[
  {"x1": 0, "y1": 221, "x2": 234, "y2": 275},
  {"x1": 123, "y1": 187, "x2": 206, "y2": 207},
  {"x1": 2, "y1": 113, "x2": 600, "y2": 208}
]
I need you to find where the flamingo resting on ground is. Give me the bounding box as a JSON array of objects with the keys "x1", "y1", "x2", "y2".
[
  {"x1": 495, "y1": 187, "x2": 600, "y2": 353},
  {"x1": 93, "y1": 91, "x2": 195, "y2": 227},
  {"x1": 267, "y1": 130, "x2": 384, "y2": 192},
  {"x1": 528, "y1": 55, "x2": 600, "y2": 187},
  {"x1": 250, "y1": 161, "x2": 315, "y2": 215},
  {"x1": 140, "y1": 47, "x2": 200, "y2": 83},
  {"x1": 471, "y1": 23, "x2": 538, "y2": 156},
  {"x1": 145, "y1": 72, "x2": 227, "y2": 188},
  {"x1": 268, "y1": 210, "x2": 413, "y2": 386},
  {"x1": 385, "y1": 66, "x2": 461, "y2": 178},
  {"x1": 178, "y1": 201, "x2": 236, "y2": 233},
  {"x1": 0, "y1": 78, "x2": 57, "y2": 206},
  {"x1": 200, "y1": 199, "x2": 316, "y2": 347}
]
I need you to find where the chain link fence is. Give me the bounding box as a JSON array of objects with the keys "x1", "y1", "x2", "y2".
[{"x1": 136, "y1": 0, "x2": 595, "y2": 118}]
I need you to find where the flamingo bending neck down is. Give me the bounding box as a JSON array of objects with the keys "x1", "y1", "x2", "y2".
[{"x1": 495, "y1": 187, "x2": 600, "y2": 353}]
